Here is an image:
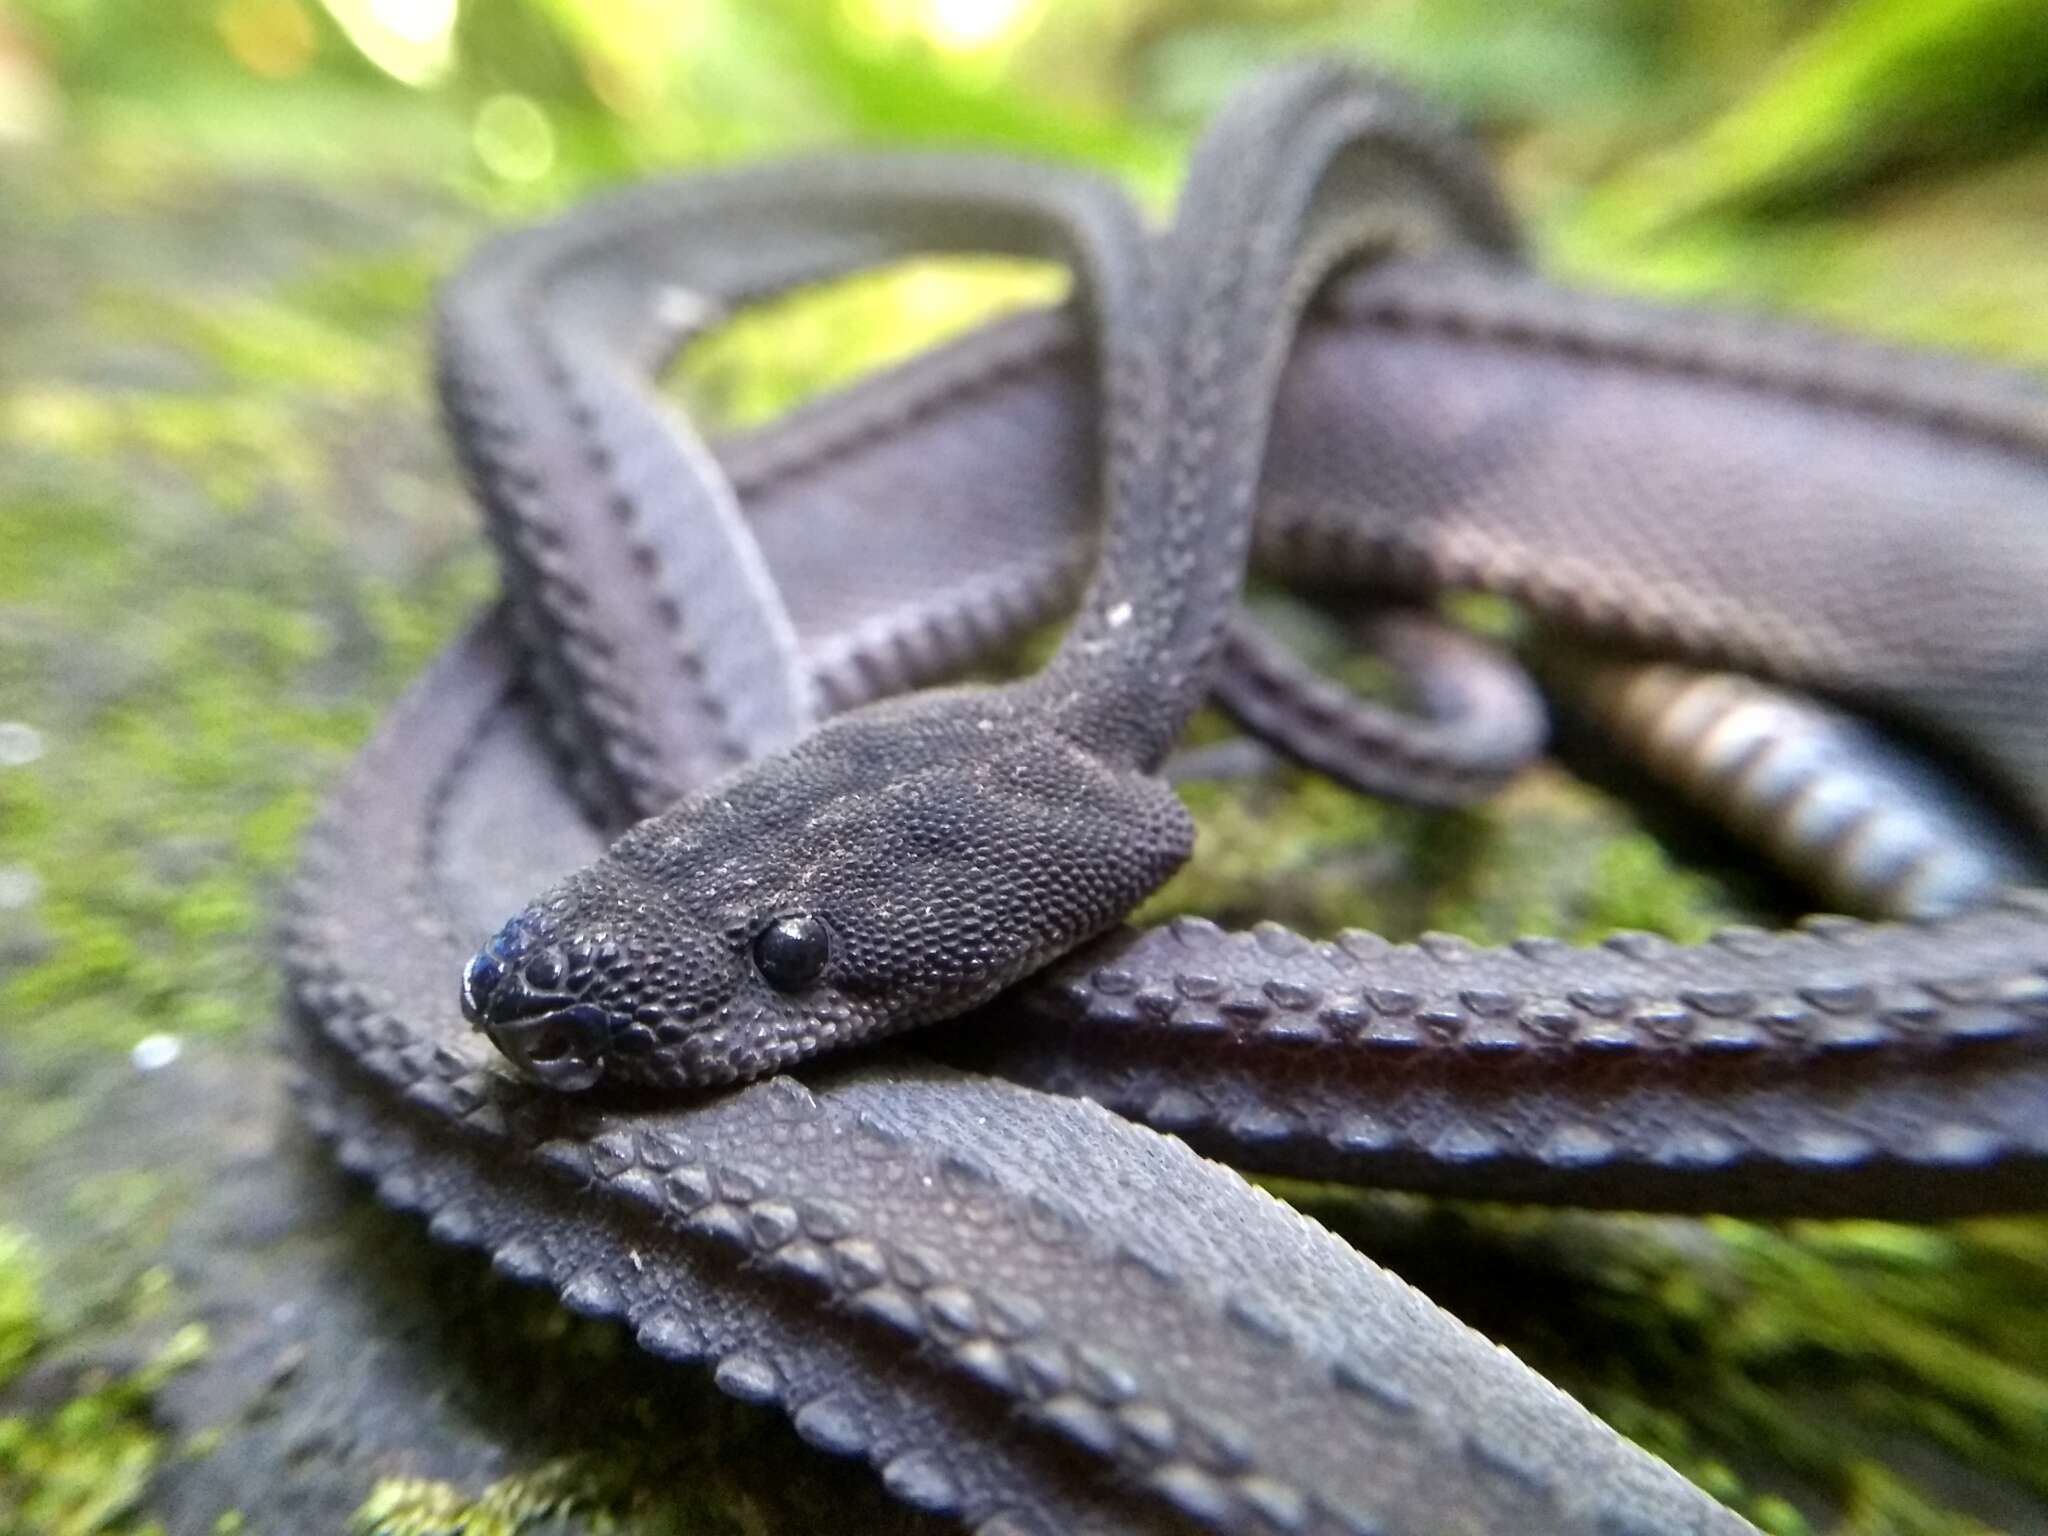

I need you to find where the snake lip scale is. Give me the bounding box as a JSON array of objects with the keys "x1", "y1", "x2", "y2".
[{"x1": 287, "y1": 61, "x2": 2048, "y2": 1536}]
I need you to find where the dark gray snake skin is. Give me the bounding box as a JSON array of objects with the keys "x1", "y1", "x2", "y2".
[
  {"x1": 452, "y1": 65, "x2": 1528, "y2": 1094},
  {"x1": 283, "y1": 62, "x2": 2048, "y2": 1536}
]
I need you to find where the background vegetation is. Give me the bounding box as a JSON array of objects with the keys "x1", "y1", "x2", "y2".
[{"x1": 3, "y1": 1, "x2": 2048, "y2": 1532}]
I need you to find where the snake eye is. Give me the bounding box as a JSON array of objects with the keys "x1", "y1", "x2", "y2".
[{"x1": 752, "y1": 914, "x2": 830, "y2": 993}]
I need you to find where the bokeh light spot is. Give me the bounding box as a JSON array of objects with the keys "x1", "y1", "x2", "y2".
[
  {"x1": 473, "y1": 93, "x2": 556, "y2": 183},
  {"x1": 0, "y1": 11, "x2": 61, "y2": 143},
  {"x1": 216, "y1": 0, "x2": 318, "y2": 79},
  {"x1": 923, "y1": 0, "x2": 1033, "y2": 52},
  {"x1": 319, "y1": 0, "x2": 455, "y2": 85},
  {"x1": 843, "y1": 0, "x2": 1041, "y2": 55}
]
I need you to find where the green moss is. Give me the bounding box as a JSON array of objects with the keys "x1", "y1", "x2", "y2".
[
  {"x1": 0, "y1": 1307, "x2": 205, "y2": 1536},
  {"x1": 287, "y1": 251, "x2": 451, "y2": 335},
  {"x1": 0, "y1": 495, "x2": 128, "y2": 605},
  {"x1": 1269, "y1": 1189, "x2": 2048, "y2": 1535},
  {"x1": 1575, "y1": 833, "x2": 1730, "y2": 943},
  {"x1": 351, "y1": 1460, "x2": 602, "y2": 1536},
  {"x1": 0, "y1": 368, "x2": 487, "y2": 1062},
  {"x1": 0, "y1": 1230, "x2": 197, "y2": 1534},
  {"x1": 93, "y1": 289, "x2": 392, "y2": 398},
  {"x1": 0, "y1": 1230, "x2": 44, "y2": 1393},
  {"x1": 4, "y1": 387, "x2": 320, "y2": 511},
  {"x1": 679, "y1": 255, "x2": 1064, "y2": 430},
  {"x1": 1140, "y1": 751, "x2": 1744, "y2": 946}
]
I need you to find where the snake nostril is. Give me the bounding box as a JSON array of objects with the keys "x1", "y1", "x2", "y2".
[{"x1": 524, "y1": 949, "x2": 565, "y2": 990}]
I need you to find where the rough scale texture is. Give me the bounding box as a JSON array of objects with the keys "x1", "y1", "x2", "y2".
[
  {"x1": 723, "y1": 262, "x2": 2048, "y2": 838},
  {"x1": 952, "y1": 902, "x2": 2048, "y2": 1214},
  {"x1": 441, "y1": 145, "x2": 1187, "y2": 1090},
  {"x1": 282, "y1": 63, "x2": 2048, "y2": 1536},
  {"x1": 452, "y1": 63, "x2": 1526, "y2": 1093},
  {"x1": 284, "y1": 619, "x2": 1752, "y2": 1536}
]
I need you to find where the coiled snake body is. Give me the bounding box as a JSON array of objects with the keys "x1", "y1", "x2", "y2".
[{"x1": 286, "y1": 62, "x2": 2048, "y2": 1536}]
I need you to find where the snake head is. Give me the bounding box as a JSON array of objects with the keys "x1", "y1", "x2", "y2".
[
  {"x1": 460, "y1": 850, "x2": 755, "y2": 1092},
  {"x1": 462, "y1": 683, "x2": 1194, "y2": 1092}
]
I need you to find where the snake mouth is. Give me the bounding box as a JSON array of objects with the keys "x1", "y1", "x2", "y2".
[{"x1": 472, "y1": 1001, "x2": 612, "y2": 1092}]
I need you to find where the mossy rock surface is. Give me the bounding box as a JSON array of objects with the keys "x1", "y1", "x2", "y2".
[{"x1": 0, "y1": 157, "x2": 964, "y2": 1535}]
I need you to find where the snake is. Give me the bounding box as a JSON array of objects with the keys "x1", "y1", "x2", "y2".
[
  {"x1": 284, "y1": 61, "x2": 2048, "y2": 1536},
  {"x1": 450, "y1": 63, "x2": 1525, "y2": 1094}
]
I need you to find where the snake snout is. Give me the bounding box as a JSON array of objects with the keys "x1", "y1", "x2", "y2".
[
  {"x1": 459, "y1": 922, "x2": 567, "y2": 1021},
  {"x1": 460, "y1": 919, "x2": 615, "y2": 1091}
]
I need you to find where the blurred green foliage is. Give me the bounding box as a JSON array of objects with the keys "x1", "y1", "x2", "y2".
[{"x1": 9, "y1": 0, "x2": 2048, "y2": 337}]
